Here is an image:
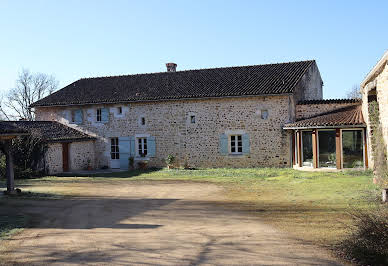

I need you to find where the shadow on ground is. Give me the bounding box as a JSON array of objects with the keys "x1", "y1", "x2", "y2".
[{"x1": 0, "y1": 181, "x2": 343, "y2": 265}]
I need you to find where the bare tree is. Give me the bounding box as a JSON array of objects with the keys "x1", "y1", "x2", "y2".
[
  {"x1": 0, "y1": 69, "x2": 58, "y2": 120},
  {"x1": 346, "y1": 84, "x2": 361, "y2": 99}
]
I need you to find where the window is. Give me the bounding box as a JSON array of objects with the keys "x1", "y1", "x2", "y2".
[
  {"x1": 342, "y1": 130, "x2": 364, "y2": 168},
  {"x1": 302, "y1": 131, "x2": 313, "y2": 167},
  {"x1": 117, "y1": 107, "x2": 122, "y2": 115},
  {"x1": 138, "y1": 137, "x2": 147, "y2": 157},
  {"x1": 141, "y1": 117, "x2": 146, "y2": 126},
  {"x1": 111, "y1": 138, "x2": 119, "y2": 160},
  {"x1": 318, "y1": 130, "x2": 336, "y2": 168},
  {"x1": 71, "y1": 110, "x2": 76, "y2": 123},
  {"x1": 190, "y1": 115, "x2": 196, "y2": 124},
  {"x1": 230, "y1": 135, "x2": 242, "y2": 154},
  {"x1": 261, "y1": 109, "x2": 269, "y2": 120},
  {"x1": 96, "y1": 108, "x2": 102, "y2": 122}
]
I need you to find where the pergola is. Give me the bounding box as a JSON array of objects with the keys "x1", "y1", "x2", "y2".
[{"x1": 0, "y1": 122, "x2": 28, "y2": 194}]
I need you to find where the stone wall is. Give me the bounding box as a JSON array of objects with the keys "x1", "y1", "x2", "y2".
[
  {"x1": 45, "y1": 141, "x2": 95, "y2": 174},
  {"x1": 293, "y1": 62, "x2": 323, "y2": 102},
  {"x1": 36, "y1": 95, "x2": 293, "y2": 169},
  {"x1": 362, "y1": 61, "x2": 388, "y2": 168},
  {"x1": 45, "y1": 143, "x2": 62, "y2": 174},
  {"x1": 69, "y1": 141, "x2": 96, "y2": 171},
  {"x1": 296, "y1": 101, "x2": 359, "y2": 120}
]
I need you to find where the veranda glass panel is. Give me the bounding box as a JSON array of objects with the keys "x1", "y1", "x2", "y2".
[
  {"x1": 318, "y1": 130, "x2": 336, "y2": 168},
  {"x1": 342, "y1": 130, "x2": 364, "y2": 168},
  {"x1": 302, "y1": 131, "x2": 313, "y2": 167}
]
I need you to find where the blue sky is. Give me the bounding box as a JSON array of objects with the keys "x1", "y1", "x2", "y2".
[{"x1": 0, "y1": 0, "x2": 387, "y2": 99}]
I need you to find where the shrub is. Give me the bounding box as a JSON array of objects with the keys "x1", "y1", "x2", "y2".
[
  {"x1": 165, "y1": 155, "x2": 175, "y2": 167},
  {"x1": 0, "y1": 134, "x2": 47, "y2": 179},
  {"x1": 128, "y1": 156, "x2": 135, "y2": 170},
  {"x1": 339, "y1": 207, "x2": 388, "y2": 265}
]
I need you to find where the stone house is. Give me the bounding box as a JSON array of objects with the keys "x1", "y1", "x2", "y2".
[
  {"x1": 27, "y1": 60, "x2": 369, "y2": 173},
  {"x1": 361, "y1": 50, "x2": 388, "y2": 169}
]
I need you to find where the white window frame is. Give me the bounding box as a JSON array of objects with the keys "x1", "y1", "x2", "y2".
[
  {"x1": 96, "y1": 108, "x2": 102, "y2": 122},
  {"x1": 137, "y1": 137, "x2": 148, "y2": 157},
  {"x1": 117, "y1": 106, "x2": 122, "y2": 115},
  {"x1": 110, "y1": 138, "x2": 120, "y2": 160},
  {"x1": 229, "y1": 134, "x2": 243, "y2": 155}
]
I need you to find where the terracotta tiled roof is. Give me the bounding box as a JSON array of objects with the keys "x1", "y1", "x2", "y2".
[
  {"x1": 0, "y1": 121, "x2": 95, "y2": 142},
  {"x1": 297, "y1": 99, "x2": 360, "y2": 105},
  {"x1": 31, "y1": 60, "x2": 315, "y2": 107},
  {"x1": 284, "y1": 104, "x2": 365, "y2": 129}
]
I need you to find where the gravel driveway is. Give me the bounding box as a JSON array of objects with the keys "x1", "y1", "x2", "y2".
[{"x1": 0, "y1": 181, "x2": 343, "y2": 265}]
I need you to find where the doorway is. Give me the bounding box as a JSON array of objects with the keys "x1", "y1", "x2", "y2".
[
  {"x1": 110, "y1": 138, "x2": 120, "y2": 169},
  {"x1": 62, "y1": 143, "x2": 69, "y2": 172}
]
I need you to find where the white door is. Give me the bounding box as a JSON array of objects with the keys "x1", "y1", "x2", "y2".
[{"x1": 110, "y1": 138, "x2": 120, "y2": 169}]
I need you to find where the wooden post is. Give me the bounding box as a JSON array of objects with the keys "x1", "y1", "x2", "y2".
[
  {"x1": 336, "y1": 128, "x2": 342, "y2": 169},
  {"x1": 298, "y1": 131, "x2": 302, "y2": 167},
  {"x1": 364, "y1": 128, "x2": 368, "y2": 168},
  {"x1": 5, "y1": 140, "x2": 15, "y2": 194},
  {"x1": 292, "y1": 131, "x2": 295, "y2": 165},
  {"x1": 383, "y1": 189, "x2": 387, "y2": 203},
  {"x1": 312, "y1": 129, "x2": 318, "y2": 168}
]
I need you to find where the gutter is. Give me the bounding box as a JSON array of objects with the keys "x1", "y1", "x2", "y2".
[{"x1": 283, "y1": 124, "x2": 366, "y2": 130}]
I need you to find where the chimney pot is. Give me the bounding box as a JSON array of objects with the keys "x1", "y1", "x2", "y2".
[{"x1": 166, "y1": 62, "x2": 177, "y2": 72}]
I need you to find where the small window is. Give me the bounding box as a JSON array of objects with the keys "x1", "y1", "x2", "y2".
[
  {"x1": 96, "y1": 108, "x2": 102, "y2": 122},
  {"x1": 117, "y1": 107, "x2": 122, "y2": 115},
  {"x1": 190, "y1": 115, "x2": 196, "y2": 124},
  {"x1": 261, "y1": 109, "x2": 269, "y2": 120},
  {"x1": 141, "y1": 117, "x2": 146, "y2": 126},
  {"x1": 230, "y1": 135, "x2": 242, "y2": 154},
  {"x1": 111, "y1": 138, "x2": 120, "y2": 160},
  {"x1": 138, "y1": 137, "x2": 147, "y2": 157},
  {"x1": 71, "y1": 110, "x2": 76, "y2": 123}
]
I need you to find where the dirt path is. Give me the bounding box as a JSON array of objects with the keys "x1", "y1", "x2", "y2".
[{"x1": 1, "y1": 181, "x2": 343, "y2": 265}]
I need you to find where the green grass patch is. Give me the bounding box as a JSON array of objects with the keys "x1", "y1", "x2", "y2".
[{"x1": 0, "y1": 214, "x2": 28, "y2": 240}]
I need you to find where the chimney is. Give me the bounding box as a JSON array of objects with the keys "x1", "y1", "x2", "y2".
[{"x1": 166, "y1": 62, "x2": 177, "y2": 72}]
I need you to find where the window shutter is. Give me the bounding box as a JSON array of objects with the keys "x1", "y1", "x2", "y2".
[
  {"x1": 119, "y1": 137, "x2": 130, "y2": 170},
  {"x1": 75, "y1": 109, "x2": 83, "y2": 124},
  {"x1": 101, "y1": 108, "x2": 109, "y2": 123},
  {"x1": 242, "y1": 133, "x2": 250, "y2": 154},
  {"x1": 147, "y1": 136, "x2": 156, "y2": 157},
  {"x1": 219, "y1": 134, "x2": 228, "y2": 155},
  {"x1": 129, "y1": 136, "x2": 136, "y2": 157}
]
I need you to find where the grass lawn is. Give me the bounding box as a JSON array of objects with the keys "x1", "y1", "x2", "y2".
[{"x1": 1, "y1": 168, "x2": 379, "y2": 248}]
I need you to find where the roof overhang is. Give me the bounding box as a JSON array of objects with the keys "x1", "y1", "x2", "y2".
[
  {"x1": 30, "y1": 93, "x2": 293, "y2": 108},
  {"x1": 361, "y1": 50, "x2": 388, "y2": 88}
]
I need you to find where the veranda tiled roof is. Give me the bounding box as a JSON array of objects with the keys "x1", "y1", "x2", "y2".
[
  {"x1": 284, "y1": 104, "x2": 365, "y2": 129},
  {"x1": 0, "y1": 121, "x2": 95, "y2": 142},
  {"x1": 0, "y1": 122, "x2": 28, "y2": 135},
  {"x1": 31, "y1": 60, "x2": 316, "y2": 107}
]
